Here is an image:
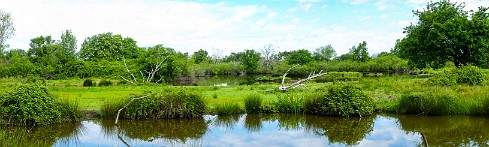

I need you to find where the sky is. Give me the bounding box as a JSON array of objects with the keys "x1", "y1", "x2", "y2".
[{"x1": 1, "y1": 0, "x2": 488, "y2": 56}]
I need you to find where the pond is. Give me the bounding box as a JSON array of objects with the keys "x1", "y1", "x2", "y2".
[{"x1": 2, "y1": 114, "x2": 488, "y2": 146}]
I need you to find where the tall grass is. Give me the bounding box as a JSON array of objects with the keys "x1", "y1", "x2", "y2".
[
  {"x1": 211, "y1": 103, "x2": 244, "y2": 115},
  {"x1": 244, "y1": 94, "x2": 263, "y2": 114},
  {"x1": 275, "y1": 94, "x2": 304, "y2": 114},
  {"x1": 101, "y1": 91, "x2": 207, "y2": 119}
]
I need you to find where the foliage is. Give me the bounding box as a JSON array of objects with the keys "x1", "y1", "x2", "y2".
[
  {"x1": 429, "y1": 65, "x2": 484, "y2": 85},
  {"x1": 348, "y1": 41, "x2": 370, "y2": 62},
  {"x1": 305, "y1": 83, "x2": 374, "y2": 117},
  {"x1": 244, "y1": 94, "x2": 263, "y2": 114},
  {"x1": 275, "y1": 94, "x2": 304, "y2": 114},
  {"x1": 139, "y1": 44, "x2": 190, "y2": 82},
  {"x1": 286, "y1": 49, "x2": 313, "y2": 65},
  {"x1": 192, "y1": 49, "x2": 210, "y2": 64},
  {"x1": 0, "y1": 84, "x2": 79, "y2": 126},
  {"x1": 0, "y1": 10, "x2": 15, "y2": 52},
  {"x1": 79, "y1": 32, "x2": 141, "y2": 61},
  {"x1": 396, "y1": 1, "x2": 489, "y2": 68},
  {"x1": 118, "y1": 91, "x2": 206, "y2": 119},
  {"x1": 211, "y1": 103, "x2": 244, "y2": 115},
  {"x1": 240, "y1": 49, "x2": 261, "y2": 72},
  {"x1": 313, "y1": 45, "x2": 336, "y2": 61},
  {"x1": 82, "y1": 79, "x2": 94, "y2": 87}
]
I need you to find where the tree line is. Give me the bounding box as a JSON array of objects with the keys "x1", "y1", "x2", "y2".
[{"x1": 0, "y1": 0, "x2": 487, "y2": 81}]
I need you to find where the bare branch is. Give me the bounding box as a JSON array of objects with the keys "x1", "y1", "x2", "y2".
[
  {"x1": 115, "y1": 95, "x2": 148, "y2": 124},
  {"x1": 122, "y1": 56, "x2": 137, "y2": 83},
  {"x1": 119, "y1": 75, "x2": 134, "y2": 84},
  {"x1": 279, "y1": 65, "x2": 327, "y2": 91}
]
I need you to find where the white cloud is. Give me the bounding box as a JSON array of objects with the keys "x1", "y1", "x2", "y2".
[
  {"x1": 375, "y1": 0, "x2": 392, "y2": 10},
  {"x1": 341, "y1": 0, "x2": 369, "y2": 5},
  {"x1": 380, "y1": 14, "x2": 388, "y2": 19}
]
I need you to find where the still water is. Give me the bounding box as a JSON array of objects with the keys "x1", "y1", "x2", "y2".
[{"x1": 3, "y1": 114, "x2": 489, "y2": 147}]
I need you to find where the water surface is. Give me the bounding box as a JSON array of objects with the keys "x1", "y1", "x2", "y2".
[{"x1": 2, "y1": 114, "x2": 489, "y2": 146}]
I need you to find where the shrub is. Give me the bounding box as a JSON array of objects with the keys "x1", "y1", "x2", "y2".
[
  {"x1": 114, "y1": 91, "x2": 206, "y2": 119},
  {"x1": 275, "y1": 94, "x2": 304, "y2": 114},
  {"x1": 456, "y1": 65, "x2": 484, "y2": 85},
  {"x1": 212, "y1": 103, "x2": 244, "y2": 115},
  {"x1": 429, "y1": 65, "x2": 484, "y2": 86},
  {"x1": 305, "y1": 83, "x2": 374, "y2": 117},
  {"x1": 0, "y1": 84, "x2": 79, "y2": 126},
  {"x1": 398, "y1": 92, "x2": 462, "y2": 115},
  {"x1": 244, "y1": 94, "x2": 263, "y2": 114},
  {"x1": 98, "y1": 79, "x2": 112, "y2": 87},
  {"x1": 83, "y1": 79, "x2": 94, "y2": 87}
]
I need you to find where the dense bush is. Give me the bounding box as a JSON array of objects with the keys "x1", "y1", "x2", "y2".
[
  {"x1": 429, "y1": 65, "x2": 484, "y2": 86},
  {"x1": 98, "y1": 79, "x2": 112, "y2": 86},
  {"x1": 305, "y1": 83, "x2": 374, "y2": 117},
  {"x1": 0, "y1": 84, "x2": 79, "y2": 126},
  {"x1": 83, "y1": 79, "x2": 94, "y2": 87},
  {"x1": 244, "y1": 94, "x2": 263, "y2": 114},
  {"x1": 398, "y1": 92, "x2": 462, "y2": 115},
  {"x1": 113, "y1": 91, "x2": 206, "y2": 119}
]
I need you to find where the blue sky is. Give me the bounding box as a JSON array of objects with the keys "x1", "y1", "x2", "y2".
[{"x1": 1, "y1": 0, "x2": 488, "y2": 56}]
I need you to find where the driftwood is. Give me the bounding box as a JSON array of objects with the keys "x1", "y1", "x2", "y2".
[
  {"x1": 115, "y1": 95, "x2": 148, "y2": 125},
  {"x1": 119, "y1": 56, "x2": 168, "y2": 84},
  {"x1": 279, "y1": 65, "x2": 327, "y2": 91}
]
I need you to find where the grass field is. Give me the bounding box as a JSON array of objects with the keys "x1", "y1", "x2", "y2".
[{"x1": 2, "y1": 73, "x2": 489, "y2": 116}]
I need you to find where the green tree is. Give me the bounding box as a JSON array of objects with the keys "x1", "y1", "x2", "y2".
[
  {"x1": 79, "y1": 32, "x2": 140, "y2": 61},
  {"x1": 286, "y1": 49, "x2": 313, "y2": 65},
  {"x1": 241, "y1": 49, "x2": 261, "y2": 72},
  {"x1": 139, "y1": 44, "x2": 189, "y2": 82},
  {"x1": 59, "y1": 29, "x2": 77, "y2": 61},
  {"x1": 396, "y1": 0, "x2": 489, "y2": 68},
  {"x1": 0, "y1": 10, "x2": 15, "y2": 53},
  {"x1": 192, "y1": 49, "x2": 209, "y2": 64},
  {"x1": 313, "y1": 45, "x2": 336, "y2": 61},
  {"x1": 349, "y1": 41, "x2": 370, "y2": 62},
  {"x1": 27, "y1": 36, "x2": 59, "y2": 78}
]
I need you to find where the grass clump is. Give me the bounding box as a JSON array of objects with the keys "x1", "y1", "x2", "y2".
[
  {"x1": 275, "y1": 94, "x2": 304, "y2": 114},
  {"x1": 398, "y1": 92, "x2": 463, "y2": 115},
  {"x1": 83, "y1": 79, "x2": 94, "y2": 87},
  {"x1": 211, "y1": 103, "x2": 244, "y2": 115},
  {"x1": 98, "y1": 79, "x2": 112, "y2": 87},
  {"x1": 304, "y1": 83, "x2": 374, "y2": 117},
  {"x1": 244, "y1": 94, "x2": 263, "y2": 114},
  {"x1": 0, "y1": 84, "x2": 80, "y2": 126},
  {"x1": 102, "y1": 91, "x2": 207, "y2": 119}
]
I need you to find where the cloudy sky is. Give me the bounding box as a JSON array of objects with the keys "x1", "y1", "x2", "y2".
[{"x1": 1, "y1": 0, "x2": 488, "y2": 56}]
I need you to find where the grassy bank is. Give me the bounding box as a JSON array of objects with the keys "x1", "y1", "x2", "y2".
[{"x1": 2, "y1": 70, "x2": 489, "y2": 119}]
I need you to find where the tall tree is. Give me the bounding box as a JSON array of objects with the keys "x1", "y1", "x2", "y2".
[
  {"x1": 349, "y1": 41, "x2": 370, "y2": 62},
  {"x1": 59, "y1": 29, "x2": 77, "y2": 60},
  {"x1": 396, "y1": 0, "x2": 489, "y2": 68},
  {"x1": 286, "y1": 49, "x2": 313, "y2": 65},
  {"x1": 241, "y1": 49, "x2": 261, "y2": 72},
  {"x1": 0, "y1": 10, "x2": 15, "y2": 53},
  {"x1": 79, "y1": 32, "x2": 140, "y2": 61},
  {"x1": 260, "y1": 44, "x2": 276, "y2": 70},
  {"x1": 313, "y1": 45, "x2": 336, "y2": 61},
  {"x1": 192, "y1": 49, "x2": 209, "y2": 64}
]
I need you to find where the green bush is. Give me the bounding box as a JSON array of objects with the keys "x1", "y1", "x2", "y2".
[
  {"x1": 211, "y1": 103, "x2": 244, "y2": 115},
  {"x1": 244, "y1": 94, "x2": 263, "y2": 114},
  {"x1": 456, "y1": 65, "x2": 484, "y2": 85},
  {"x1": 305, "y1": 83, "x2": 374, "y2": 117},
  {"x1": 83, "y1": 79, "x2": 94, "y2": 87},
  {"x1": 398, "y1": 92, "x2": 462, "y2": 115},
  {"x1": 0, "y1": 84, "x2": 79, "y2": 126},
  {"x1": 98, "y1": 79, "x2": 112, "y2": 87},
  {"x1": 429, "y1": 65, "x2": 485, "y2": 86}
]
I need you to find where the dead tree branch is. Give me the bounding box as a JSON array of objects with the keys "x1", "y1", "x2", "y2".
[
  {"x1": 279, "y1": 65, "x2": 327, "y2": 91},
  {"x1": 119, "y1": 56, "x2": 168, "y2": 84},
  {"x1": 115, "y1": 95, "x2": 148, "y2": 125},
  {"x1": 122, "y1": 56, "x2": 137, "y2": 84}
]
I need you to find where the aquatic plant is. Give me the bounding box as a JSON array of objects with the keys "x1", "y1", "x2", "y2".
[
  {"x1": 244, "y1": 94, "x2": 263, "y2": 114},
  {"x1": 211, "y1": 103, "x2": 244, "y2": 115},
  {"x1": 275, "y1": 94, "x2": 304, "y2": 114},
  {"x1": 98, "y1": 79, "x2": 112, "y2": 86}
]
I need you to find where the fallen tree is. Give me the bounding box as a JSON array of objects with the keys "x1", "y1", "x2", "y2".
[{"x1": 279, "y1": 65, "x2": 327, "y2": 91}]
